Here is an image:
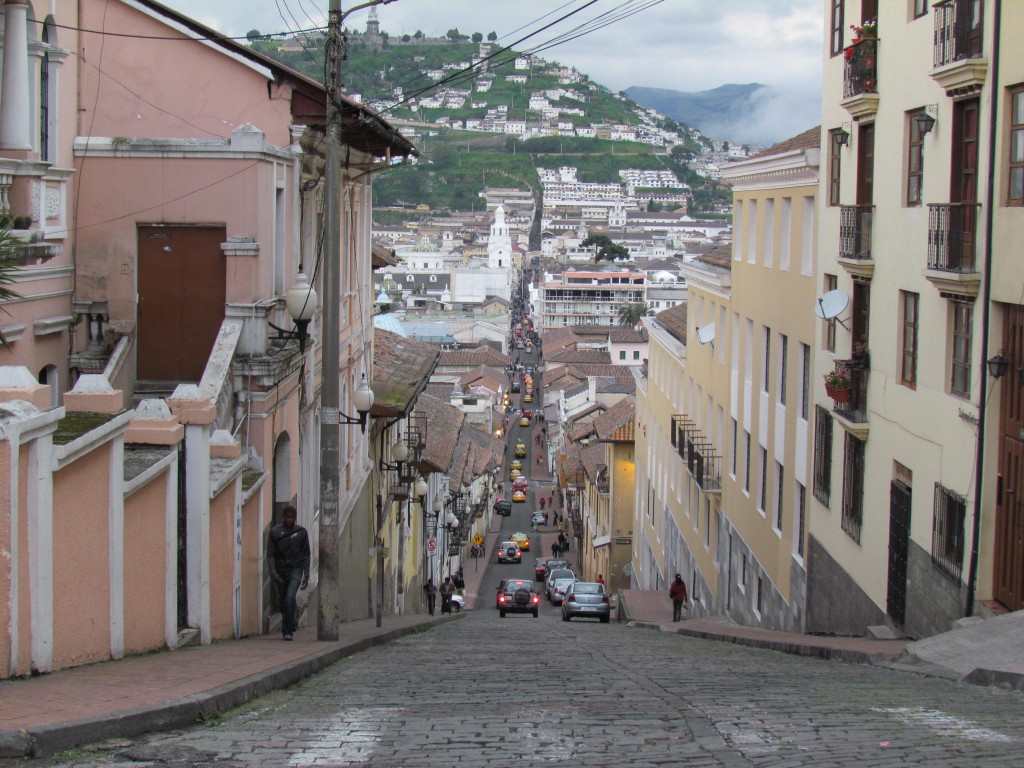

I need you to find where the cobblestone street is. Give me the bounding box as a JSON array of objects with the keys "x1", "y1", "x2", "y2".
[{"x1": 19, "y1": 610, "x2": 1024, "y2": 767}]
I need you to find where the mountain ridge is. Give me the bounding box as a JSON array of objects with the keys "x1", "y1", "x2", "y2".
[{"x1": 625, "y1": 83, "x2": 767, "y2": 138}]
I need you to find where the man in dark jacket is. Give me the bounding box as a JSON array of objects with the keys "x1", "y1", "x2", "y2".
[
  {"x1": 267, "y1": 506, "x2": 310, "y2": 640},
  {"x1": 669, "y1": 573, "x2": 688, "y2": 622}
]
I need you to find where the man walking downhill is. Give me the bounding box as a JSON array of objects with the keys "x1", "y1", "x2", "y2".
[
  {"x1": 267, "y1": 506, "x2": 310, "y2": 640},
  {"x1": 669, "y1": 573, "x2": 688, "y2": 623}
]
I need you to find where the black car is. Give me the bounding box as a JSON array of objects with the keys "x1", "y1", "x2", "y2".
[
  {"x1": 497, "y1": 578, "x2": 540, "y2": 618},
  {"x1": 511, "y1": 382, "x2": 521, "y2": 393},
  {"x1": 494, "y1": 499, "x2": 512, "y2": 516}
]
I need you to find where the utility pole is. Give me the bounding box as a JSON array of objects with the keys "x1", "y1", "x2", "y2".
[{"x1": 319, "y1": 0, "x2": 395, "y2": 641}]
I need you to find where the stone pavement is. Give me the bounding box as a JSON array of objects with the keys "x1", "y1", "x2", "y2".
[{"x1": 2, "y1": 578, "x2": 1022, "y2": 759}]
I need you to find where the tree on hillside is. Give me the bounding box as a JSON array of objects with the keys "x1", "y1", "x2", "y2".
[
  {"x1": 618, "y1": 302, "x2": 653, "y2": 328},
  {"x1": 402, "y1": 34, "x2": 410, "y2": 42},
  {"x1": 487, "y1": 31, "x2": 498, "y2": 41},
  {"x1": 472, "y1": 32, "x2": 483, "y2": 43},
  {"x1": 581, "y1": 234, "x2": 629, "y2": 263},
  {"x1": 647, "y1": 199, "x2": 662, "y2": 212},
  {"x1": 446, "y1": 28, "x2": 462, "y2": 41},
  {"x1": 670, "y1": 145, "x2": 696, "y2": 164},
  {"x1": 246, "y1": 29, "x2": 262, "y2": 42},
  {"x1": 414, "y1": 30, "x2": 423, "y2": 39}
]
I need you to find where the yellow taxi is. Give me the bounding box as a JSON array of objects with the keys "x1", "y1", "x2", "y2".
[
  {"x1": 520, "y1": 415, "x2": 530, "y2": 426},
  {"x1": 510, "y1": 468, "x2": 521, "y2": 480},
  {"x1": 512, "y1": 490, "x2": 527, "y2": 502},
  {"x1": 510, "y1": 532, "x2": 531, "y2": 551},
  {"x1": 515, "y1": 442, "x2": 527, "y2": 457},
  {"x1": 511, "y1": 459, "x2": 522, "y2": 471},
  {"x1": 523, "y1": 394, "x2": 533, "y2": 403}
]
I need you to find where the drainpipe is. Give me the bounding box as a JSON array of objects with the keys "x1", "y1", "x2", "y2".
[{"x1": 966, "y1": 0, "x2": 1002, "y2": 618}]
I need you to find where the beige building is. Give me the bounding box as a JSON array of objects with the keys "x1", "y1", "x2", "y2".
[
  {"x1": 717, "y1": 130, "x2": 820, "y2": 632},
  {"x1": 810, "y1": 0, "x2": 1024, "y2": 637}
]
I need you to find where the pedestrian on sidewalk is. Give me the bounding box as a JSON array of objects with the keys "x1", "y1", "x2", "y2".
[
  {"x1": 440, "y1": 576, "x2": 456, "y2": 614},
  {"x1": 266, "y1": 505, "x2": 310, "y2": 641},
  {"x1": 669, "y1": 574, "x2": 688, "y2": 622},
  {"x1": 423, "y1": 578, "x2": 437, "y2": 616},
  {"x1": 551, "y1": 541, "x2": 559, "y2": 558},
  {"x1": 597, "y1": 574, "x2": 605, "y2": 585}
]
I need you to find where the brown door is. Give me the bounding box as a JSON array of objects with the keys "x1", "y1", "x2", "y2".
[
  {"x1": 995, "y1": 306, "x2": 1024, "y2": 610},
  {"x1": 951, "y1": 99, "x2": 980, "y2": 269},
  {"x1": 137, "y1": 225, "x2": 226, "y2": 382}
]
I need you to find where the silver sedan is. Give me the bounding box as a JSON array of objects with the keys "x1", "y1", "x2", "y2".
[{"x1": 561, "y1": 581, "x2": 610, "y2": 622}]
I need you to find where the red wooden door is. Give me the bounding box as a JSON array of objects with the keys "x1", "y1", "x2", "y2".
[{"x1": 137, "y1": 225, "x2": 226, "y2": 382}]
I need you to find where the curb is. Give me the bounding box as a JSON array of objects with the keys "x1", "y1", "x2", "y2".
[{"x1": 0, "y1": 617, "x2": 458, "y2": 759}]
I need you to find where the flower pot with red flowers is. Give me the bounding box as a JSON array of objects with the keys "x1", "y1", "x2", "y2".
[{"x1": 824, "y1": 369, "x2": 852, "y2": 404}]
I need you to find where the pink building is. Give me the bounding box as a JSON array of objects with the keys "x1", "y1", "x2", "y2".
[{"x1": 0, "y1": 1, "x2": 415, "y2": 678}]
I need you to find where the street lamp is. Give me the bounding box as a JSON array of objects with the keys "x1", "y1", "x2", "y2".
[{"x1": 284, "y1": 269, "x2": 317, "y2": 353}]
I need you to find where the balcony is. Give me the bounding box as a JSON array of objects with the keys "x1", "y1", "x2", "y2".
[
  {"x1": 671, "y1": 414, "x2": 721, "y2": 493},
  {"x1": 925, "y1": 203, "x2": 981, "y2": 298},
  {"x1": 841, "y1": 38, "x2": 879, "y2": 122},
  {"x1": 930, "y1": 0, "x2": 987, "y2": 97},
  {"x1": 837, "y1": 205, "x2": 875, "y2": 278},
  {"x1": 828, "y1": 359, "x2": 869, "y2": 436}
]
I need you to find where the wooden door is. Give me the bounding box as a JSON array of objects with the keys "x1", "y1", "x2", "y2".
[
  {"x1": 995, "y1": 306, "x2": 1024, "y2": 610},
  {"x1": 137, "y1": 225, "x2": 226, "y2": 382},
  {"x1": 887, "y1": 481, "x2": 912, "y2": 628}
]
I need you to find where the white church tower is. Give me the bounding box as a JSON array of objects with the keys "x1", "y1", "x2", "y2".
[{"x1": 487, "y1": 204, "x2": 512, "y2": 269}]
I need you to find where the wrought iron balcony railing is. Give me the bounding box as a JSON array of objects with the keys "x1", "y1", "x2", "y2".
[
  {"x1": 670, "y1": 414, "x2": 721, "y2": 493},
  {"x1": 844, "y1": 38, "x2": 878, "y2": 99},
  {"x1": 829, "y1": 359, "x2": 869, "y2": 423},
  {"x1": 927, "y1": 202, "x2": 980, "y2": 273},
  {"x1": 839, "y1": 204, "x2": 874, "y2": 260},
  {"x1": 933, "y1": 0, "x2": 984, "y2": 68}
]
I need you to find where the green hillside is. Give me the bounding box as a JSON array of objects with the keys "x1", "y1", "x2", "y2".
[{"x1": 247, "y1": 36, "x2": 714, "y2": 212}]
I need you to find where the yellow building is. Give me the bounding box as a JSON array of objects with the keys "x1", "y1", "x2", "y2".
[
  {"x1": 717, "y1": 129, "x2": 820, "y2": 631},
  {"x1": 811, "y1": 0, "x2": 1024, "y2": 636}
]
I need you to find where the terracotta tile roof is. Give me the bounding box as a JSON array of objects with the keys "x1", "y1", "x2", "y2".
[
  {"x1": 654, "y1": 302, "x2": 688, "y2": 344},
  {"x1": 564, "y1": 364, "x2": 636, "y2": 383},
  {"x1": 425, "y1": 382, "x2": 455, "y2": 401},
  {"x1": 372, "y1": 242, "x2": 398, "y2": 267},
  {"x1": 545, "y1": 349, "x2": 612, "y2": 365},
  {"x1": 573, "y1": 325, "x2": 616, "y2": 336},
  {"x1": 608, "y1": 328, "x2": 648, "y2": 344},
  {"x1": 413, "y1": 394, "x2": 465, "y2": 474},
  {"x1": 694, "y1": 244, "x2": 733, "y2": 268},
  {"x1": 751, "y1": 125, "x2": 821, "y2": 159},
  {"x1": 458, "y1": 365, "x2": 508, "y2": 393},
  {"x1": 371, "y1": 330, "x2": 440, "y2": 416},
  {"x1": 566, "y1": 403, "x2": 605, "y2": 424},
  {"x1": 593, "y1": 396, "x2": 636, "y2": 443},
  {"x1": 581, "y1": 442, "x2": 607, "y2": 483},
  {"x1": 438, "y1": 347, "x2": 510, "y2": 368},
  {"x1": 538, "y1": 327, "x2": 580, "y2": 353},
  {"x1": 557, "y1": 442, "x2": 584, "y2": 486}
]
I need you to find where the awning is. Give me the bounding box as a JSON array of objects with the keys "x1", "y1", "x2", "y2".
[{"x1": 592, "y1": 534, "x2": 612, "y2": 549}]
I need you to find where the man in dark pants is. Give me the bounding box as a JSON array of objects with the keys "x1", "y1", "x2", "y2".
[{"x1": 267, "y1": 505, "x2": 310, "y2": 640}]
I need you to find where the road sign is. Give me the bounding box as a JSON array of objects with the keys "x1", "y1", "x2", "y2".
[
  {"x1": 427, "y1": 538, "x2": 437, "y2": 555},
  {"x1": 472, "y1": 534, "x2": 484, "y2": 546}
]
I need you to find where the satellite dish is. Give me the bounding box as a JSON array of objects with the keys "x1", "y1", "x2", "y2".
[
  {"x1": 815, "y1": 289, "x2": 849, "y2": 321},
  {"x1": 696, "y1": 323, "x2": 716, "y2": 346}
]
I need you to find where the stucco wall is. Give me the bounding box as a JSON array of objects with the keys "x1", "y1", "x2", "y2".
[
  {"x1": 52, "y1": 445, "x2": 113, "y2": 670},
  {"x1": 123, "y1": 474, "x2": 170, "y2": 654},
  {"x1": 240, "y1": 493, "x2": 262, "y2": 637},
  {"x1": 208, "y1": 487, "x2": 238, "y2": 641}
]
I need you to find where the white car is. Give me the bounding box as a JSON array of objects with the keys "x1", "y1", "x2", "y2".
[{"x1": 545, "y1": 567, "x2": 574, "y2": 597}]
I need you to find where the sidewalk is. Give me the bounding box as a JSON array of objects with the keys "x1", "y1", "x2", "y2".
[
  {"x1": 618, "y1": 589, "x2": 1024, "y2": 692},
  {"x1": 0, "y1": 613, "x2": 457, "y2": 759}
]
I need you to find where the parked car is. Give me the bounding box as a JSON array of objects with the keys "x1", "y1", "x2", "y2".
[
  {"x1": 510, "y1": 532, "x2": 530, "y2": 551},
  {"x1": 533, "y1": 557, "x2": 551, "y2": 581},
  {"x1": 543, "y1": 559, "x2": 571, "y2": 577},
  {"x1": 548, "y1": 577, "x2": 576, "y2": 605},
  {"x1": 545, "y1": 567, "x2": 575, "y2": 597},
  {"x1": 451, "y1": 593, "x2": 465, "y2": 613},
  {"x1": 493, "y1": 499, "x2": 512, "y2": 516},
  {"x1": 561, "y1": 581, "x2": 610, "y2": 622},
  {"x1": 497, "y1": 541, "x2": 522, "y2": 563},
  {"x1": 496, "y1": 578, "x2": 540, "y2": 618}
]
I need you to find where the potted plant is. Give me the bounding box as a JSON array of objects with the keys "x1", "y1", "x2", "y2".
[
  {"x1": 850, "y1": 20, "x2": 877, "y2": 42},
  {"x1": 824, "y1": 369, "x2": 852, "y2": 403}
]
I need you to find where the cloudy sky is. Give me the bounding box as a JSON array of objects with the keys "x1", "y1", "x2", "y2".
[{"x1": 160, "y1": 0, "x2": 825, "y2": 144}]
